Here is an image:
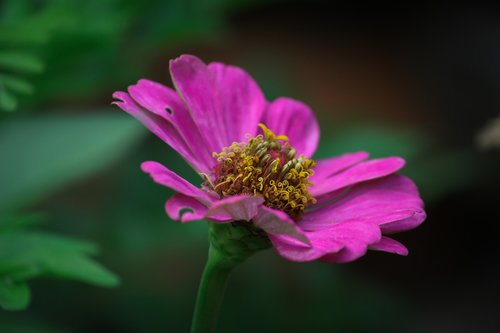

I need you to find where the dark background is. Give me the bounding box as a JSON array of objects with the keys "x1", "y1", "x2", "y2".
[{"x1": 1, "y1": 0, "x2": 499, "y2": 332}]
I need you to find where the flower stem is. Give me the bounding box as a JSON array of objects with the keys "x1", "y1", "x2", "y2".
[
  {"x1": 190, "y1": 243, "x2": 236, "y2": 333},
  {"x1": 190, "y1": 222, "x2": 271, "y2": 333}
]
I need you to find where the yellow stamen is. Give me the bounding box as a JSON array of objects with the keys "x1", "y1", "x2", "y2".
[{"x1": 207, "y1": 124, "x2": 316, "y2": 219}]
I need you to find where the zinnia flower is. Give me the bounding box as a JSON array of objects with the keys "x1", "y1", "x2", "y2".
[{"x1": 113, "y1": 54, "x2": 426, "y2": 263}]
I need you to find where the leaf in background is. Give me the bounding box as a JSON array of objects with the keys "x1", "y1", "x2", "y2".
[
  {"x1": 0, "y1": 50, "x2": 43, "y2": 111},
  {"x1": 0, "y1": 279, "x2": 30, "y2": 310},
  {"x1": 0, "y1": 74, "x2": 34, "y2": 94},
  {"x1": 0, "y1": 74, "x2": 34, "y2": 113},
  {"x1": 0, "y1": 0, "x2": 74, "y2": 112},
  {"x1": 0, "y1": 52, "x2": 44, "y2": 74},
  {"x1": 0, "y1": 231, "x2": 119, "y2": 288},
  {"x1": 0, "y1": 112, "x2": 145, "y2": 213},
  {"x1": 0, "y1": 0, "x2": 259, "y2": 111},
  {"x1": 0, "y1": 213, "x2": 45, "y2": 234},
  {"x1": 0, "y1": 227, "x2": 119, "y2": 311},
  {"x1": 0, "y1": 86, "x2": 17, "y2": 112}
]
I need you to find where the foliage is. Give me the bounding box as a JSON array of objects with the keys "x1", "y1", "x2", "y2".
[
  {"x1": 0, "y1": 0, "x2": 63, "y2": 111},
  {"x1": 0, "y1": 112, "x2": 145, "y2": 213},
  {"x1": 0, "y1": 0, "x2": 252, "y2": 315},
  {"x1": 0, "y1": 112, "x2": 144, "y2": 310},
  {"x1": 0, "y1": 214, "x2": 119, "y2": 311},
  {"x1": 0, "y1": 0, "x2": 256, "y2": 112}
]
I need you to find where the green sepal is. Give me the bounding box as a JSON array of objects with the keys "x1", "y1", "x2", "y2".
[{"x1": 208, "y1": 222, "x2": 271, "y2": 265}]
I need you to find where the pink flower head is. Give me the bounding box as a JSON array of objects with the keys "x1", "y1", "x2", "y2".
[{"x1": 113, "y1": 54, "x2": 426, "y2": 263}]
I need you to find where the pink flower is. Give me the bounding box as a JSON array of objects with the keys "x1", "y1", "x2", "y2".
[{"x1": 113, "y1": 54, "x2": 426, "y2": 263}]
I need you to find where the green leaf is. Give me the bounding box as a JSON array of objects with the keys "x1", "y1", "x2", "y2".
[
  {"x1": 42, "y1": 249, "x2": 119, "y2": 287},
  {"x1": 0, "y1": 213, "x2": 45, "y2": 234},
  {"x1": 0, "y1": 26, "x2": 51, "y2": 45},
  {"x1": 0, "y1": 231, "x2": 119, "y2": 287},
  {"x1": 0, "y1": 279, "x2": 30, "y2": 310},
  {"x1": 0, "y1": 85, "x2": 17, "y2": 111},
  {"x1": 0, "y1": 112, "x2": 145, "y2": 213},
  {"x1": 0, "y1": 74, "x2": 34, "y2": 94},
  {"x1": 0, "y1": 51, "x2": 44, "y2": 73}
]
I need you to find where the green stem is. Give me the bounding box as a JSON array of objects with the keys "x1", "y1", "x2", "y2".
[
  {"x1": 190, "y1": 222, "x2": 271, "y2": 332},
  {"x1": 190, "y1": 243, "x2": 237, "y2": 333}
]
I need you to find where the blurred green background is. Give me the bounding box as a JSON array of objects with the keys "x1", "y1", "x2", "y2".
[{"x1": 1, "y1": 0, "x2": 500, "y2": 332}]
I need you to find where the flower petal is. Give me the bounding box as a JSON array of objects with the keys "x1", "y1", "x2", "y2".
[
  {"x1": 302, "y1": 175, "x2": 425, "y2": 231},
  {"x1": 165, "y1": 193, "x2": 209, "y2": 223},
  {"x1": 379, "y1": 210, "x2": 426, "y2": 234},
  {"x1": 270, "y1": 221, "x2": 380, "y2": 262},
  {"x1": 113, "y1": 91, "x2": 208, "y2": 173},
  {"x1": 208, "y1": 62, "x2": 267, "y2": 143},
  {"x1": 205, "y1": 195, "x2": 264, "y2": 221},
  {"x1": 127, "y1": 79, "x2": 214, "y2": 169},
  {"x1": 369, "y1": 236, "x2": 408, "y2": 256},
  {"x1": 319, "y1": 222, "x2": 382, "y2": 264},
  {"x1": 141, "y1": 161, "x2": 213, "y2": 203},
  {"x1": 166, "y1": 193, "x2": 231, "y2": 223},
  {"x1": 169, "y1": 55, "x2": 227, "y2": 152},
  {"x1": 253, "y1": 206, "x2": 309, "y2": 244},
  {"x1": 310, "y1": 157, "x2": 406, "y2": 197},
  {"x1": 261, "y1": 97, "x2": 319, "y2": 158},
  {"x1": 310, "y1": 151, "x2": 369, "y2": 183},
  {"x1": 269, "y1": 232, "x2": 342, "y2": 263}
]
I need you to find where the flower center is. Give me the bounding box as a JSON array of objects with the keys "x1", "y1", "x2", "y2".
[{"x1": 205, "y1": 124, "x2": 316, "y2": 219}]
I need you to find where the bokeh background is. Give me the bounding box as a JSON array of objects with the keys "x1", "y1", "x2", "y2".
[{"x1": 1, "y1": 0, "x2": 500, "y2": 332}]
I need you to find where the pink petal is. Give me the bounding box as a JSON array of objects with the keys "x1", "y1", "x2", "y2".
[
  {"x1": 127, "y1": 79, "x2": 214, "y2": 169},
  {"x1": 269, "y1": 232, "x2": 342, "y2": 262},
  {"x1": 379, "y1": 210, "x2": 426, "y2": 234},
  {"x1": 319, "y1": 223, "x2": 382, "y2": 264},
  {"x1": 310, "y1": 156, "x2": 406, "y2": 197},
  {"x1": 166, "y1": 193, "x2": 232, "y2": 223},
  {"x1": 369, "y1": 236, "x2": 408, "y2": 256},
  {"x1": 169, "y1": 55, "x2": 225, "y2": 152},
  {"x1": 302, "y1": 175, "x2": 424, "y2": 231},
  {"x1": 310, "y1": 151, "x2": 369, "y2": 183},
  {"x1": 113, "y1": 91, "x2": 208, "y2": 173},
  {"x1": 270, "y1": 221, "x2": 380, "y2": 262},
  {"x1": 261, "y1": 97, "x2": 319, "y2": 158},
  {"x1": 141, "y1": 161, "x2": 213, "y2": 204},
  {"x1": 165, "y1": 193, "x2": 209, "y2": 223},
  {"x1": 205, "y1": 195, "x2": 264, "y2": 221},
  {"x1": 208, "y1": 62, "x2": 267, "y2": 143},
  {"x1": 253, "y1": 206, "x2": 310, "y2": 244}
]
